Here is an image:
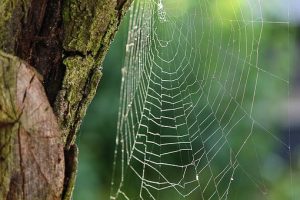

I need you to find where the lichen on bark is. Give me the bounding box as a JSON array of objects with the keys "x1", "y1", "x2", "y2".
[
  {"x1": 57, "y1": 0, "x2": 133, "y2": 149},
  {"x1": 0, "y1": 0, "x2": 133, "y2": 199},
  {"x1": 0, "y1": 0, "x2": 31, "y2": 53},
  {"x1": 56, "y1": 55, "x2": 102, "y2": 148}
]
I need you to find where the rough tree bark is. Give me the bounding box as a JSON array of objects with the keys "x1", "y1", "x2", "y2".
[{"x1": 0, "y1": 0, "x2": 133, "y2": 199}]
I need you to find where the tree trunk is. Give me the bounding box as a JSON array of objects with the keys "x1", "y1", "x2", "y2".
[{"x1": 0, "y1": 0, "x2": 133, "y2": 199}]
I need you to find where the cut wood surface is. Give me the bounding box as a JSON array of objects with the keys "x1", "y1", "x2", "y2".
[
  {"x1": 0, "y1": 52, "x2": 64, "y2": 199},
  {"x1": 0, "y1": 0, "x2": 133, "y2": 199}
]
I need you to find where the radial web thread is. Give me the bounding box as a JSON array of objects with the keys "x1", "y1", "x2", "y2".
[{"x1": 111, "y1": 0, "x2": 293, "y2": 199}]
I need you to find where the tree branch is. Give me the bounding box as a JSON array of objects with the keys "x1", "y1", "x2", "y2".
[{"x1": 0, "y1": 0, "x2": 133, "y2": 199}]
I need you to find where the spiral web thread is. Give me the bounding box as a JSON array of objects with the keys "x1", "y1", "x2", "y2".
[{"x1": 110, "y1": 0, "x2": 293, "y2": 199}]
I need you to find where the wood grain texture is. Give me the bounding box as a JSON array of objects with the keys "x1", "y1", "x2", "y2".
[
  {"x1": 0, "y1": 51, "x2": 64, "y2": 200},
  {"x1": 57, "y1": 0, "x2": 133, "y2": 149},
  {"x1": 0, "y1": 0, "x2": 133, "y2": 199}
]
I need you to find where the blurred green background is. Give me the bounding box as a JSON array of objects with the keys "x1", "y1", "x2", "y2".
[{"x1": 73, "y1": 1, "x2": 300, "y2": 199}]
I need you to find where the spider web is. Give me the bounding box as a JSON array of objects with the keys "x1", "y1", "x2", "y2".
[{"x1": 110, "y1": 0, "x2": 294, "y2": 199}]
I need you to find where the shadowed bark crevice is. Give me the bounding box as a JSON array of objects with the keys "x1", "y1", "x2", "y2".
[
  {"x1": 0, "y1": 0, "x2": 133, "y2": 199},
  {"x1": 15, "y1": 0, "x2": 64, "y2": 106}
]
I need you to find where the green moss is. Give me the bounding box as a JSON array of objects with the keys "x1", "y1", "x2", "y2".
[
  {"x1": 55, "y1": 55, "x2": 102, "y2": 144},
  {"x1": 55, "y1": 4, "x2": 133, "y2": 198},
  {"x1": 0, "y1": 51, "x2": 19, "y2": 121},
  {"x1": 58, "y1": 0, "x2": 130, "y2": 146},
  {"x1": 0, "y1": 1, "x2": 133, "y2": 198},
  {"x1": 62, "y1": 0, "x2": 122, "y2": 56},
  {"x1": 64, "y1": 56, "x2": 94, "y2": 104},
  {"x1": 0, "y1": 51, "x2": 21, "y2": 199},
  {"x1": 0, "y1": 0, "x2": 30, "y2": 53}
]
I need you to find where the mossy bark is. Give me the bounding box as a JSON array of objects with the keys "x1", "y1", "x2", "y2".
[{"x1": 0, "y1": 0, "x2": 133, "y2": 199}]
